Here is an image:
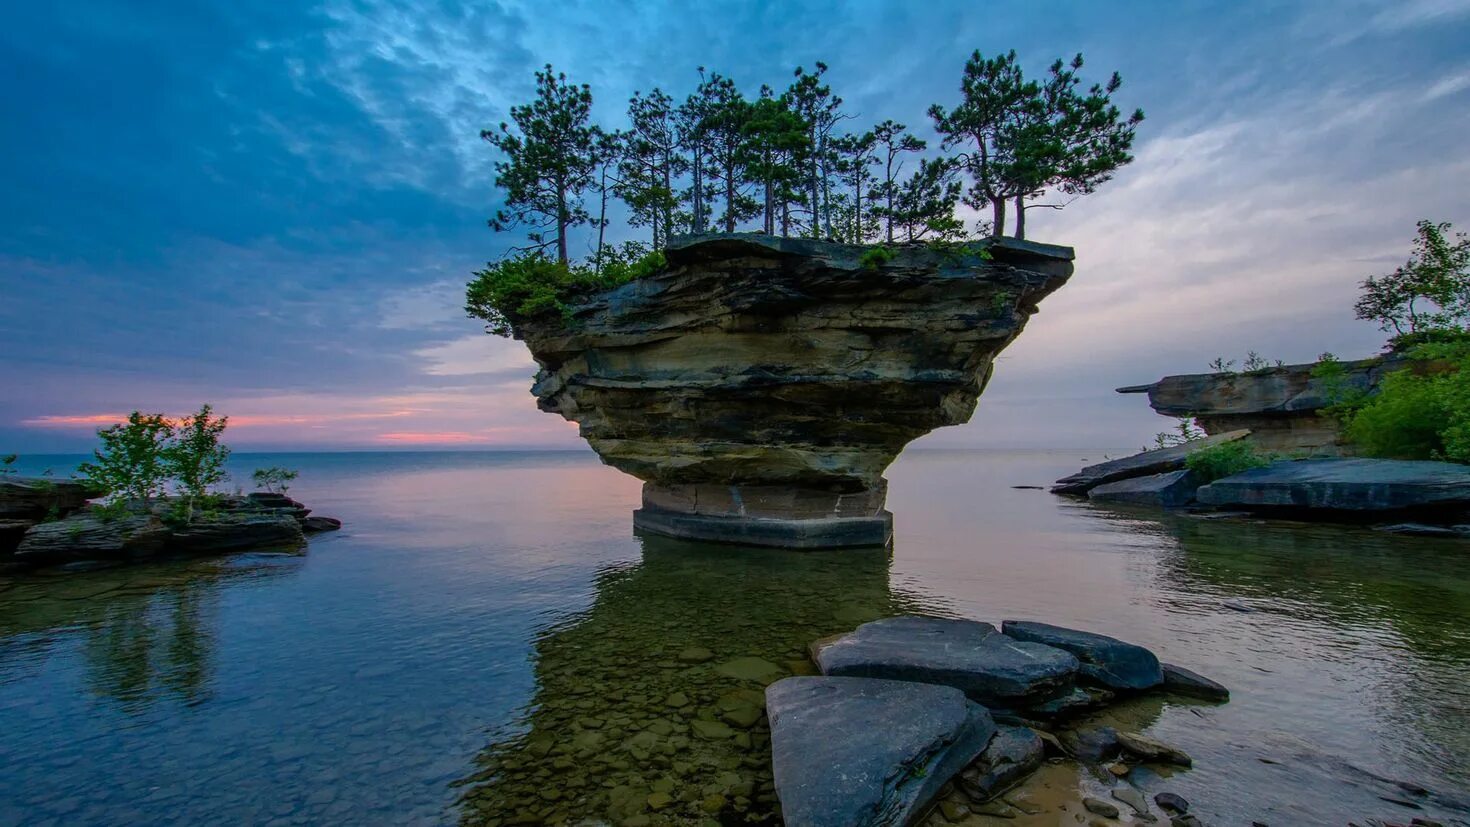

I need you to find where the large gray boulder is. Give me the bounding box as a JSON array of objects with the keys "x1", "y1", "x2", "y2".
[
  {"x1": 1051, "y1": 430, "x2": 1250, "y2": 496},
  {"x1": 1001, "y1": 621, "x2": 1162, "y2": 691},
  {"x1": 767, "y1": 676, "x2": 997, "y2": 827},
  {"x1": 1196, "y1": 458, "x2": 1470, "y2": 512},
  {"x1": 813, "y1": 616, "x2": 1078, "y2": 707},
  {"x1": 1087, "y1": 470, "x2": 1200, "y2": 508}
]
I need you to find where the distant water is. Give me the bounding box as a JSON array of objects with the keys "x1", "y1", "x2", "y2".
[{"x1": 1, "y1": 450, "x2": 1468, "y2": 825}]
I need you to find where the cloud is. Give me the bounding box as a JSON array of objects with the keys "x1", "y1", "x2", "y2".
[{"x1": 414, "y1": 335, "x2": 537, "y2": 377}]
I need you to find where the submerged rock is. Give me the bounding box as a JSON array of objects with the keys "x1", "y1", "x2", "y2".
[
  {"x1": 508, "y1": 233, "x2": 1075, "y2": 548},
  {"x1": 956, "y1": 726, "x2": 1045, "y2": 803},
  {"x1": 813, "y1": 616, "x2": 1079, "y2": 707},
  {"x1": 1001, "y1": 621, "x2": 1163, "y2": 691},
  {"x1": 1160, "y1": 662, "x2": 1230, "y2": 701},
  {"x1": 1116, "y1": 730, "x2": 1192, "y2": 767},
  {"x1": 1088, "y1": 469, "x2": 1200, "y2": 508},
  {"x1": 766, "y1": 676, "x2": 996, "y2": 827},
  {"x1": 1051, "y1": 430, "x2": 1250, "y2": 496},
  {"x1": 1196, "y1": 458, "x2": 1470, "y2": 512}
]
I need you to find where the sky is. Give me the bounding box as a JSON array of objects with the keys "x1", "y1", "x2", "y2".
[{"x1": 2, "y1": 0, "x2": 1468, "y2": 454}]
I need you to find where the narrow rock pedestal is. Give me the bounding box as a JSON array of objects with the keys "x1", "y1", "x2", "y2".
[{"x1": 633, "y1": 481, "x2": 892, "y2": 548}]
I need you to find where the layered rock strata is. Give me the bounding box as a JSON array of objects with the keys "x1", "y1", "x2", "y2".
[
  {"x1": 511, "y1": 233, "x2": 1075, "y2": 548},
  {"x1": 1117, "y1": 356, "x2": 1407, "y2": 454}
]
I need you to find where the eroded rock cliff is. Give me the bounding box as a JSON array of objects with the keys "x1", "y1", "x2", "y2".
[
  {"x1": 1117, "y1": 357, "x2": 1406, "y2": 454},
  {"x1": 510, "y1": 233, "x2": 1074, "y2": 547}
]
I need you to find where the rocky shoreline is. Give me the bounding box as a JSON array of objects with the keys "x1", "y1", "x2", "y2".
[
  {"x1": 1, "y1": 477, "x2": 340, "y2": 571},
  {"x1": 768, "y1": 615, "x2": 1226, "y2": 827}
]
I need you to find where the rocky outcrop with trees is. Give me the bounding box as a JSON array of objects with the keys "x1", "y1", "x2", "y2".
[
  {"x1": 508, "y1": 233, "x2": 1074, "y2": 547},
  {"x1": 1, "y1": 408, "x2": 340, "y2": 571}
]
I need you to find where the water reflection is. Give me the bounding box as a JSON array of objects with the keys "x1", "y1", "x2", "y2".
[
  {"x1": 0, "y1": 554, "x2": 304, "y2": 711},
  {"x1": 457, "y1": 535, "x2": 939, "y2": 825}
]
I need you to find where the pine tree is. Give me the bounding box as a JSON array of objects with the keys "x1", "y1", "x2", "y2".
[
  {"x1": 892, "y1": 158, "x2": 962, "y2": 242},
  {"x1": 786, "y1": 63, "x2": 847, "y2": 239},
  {"x1": 1006, "y1": 55, "x2": 1143, "y2": 239},
  {"x1": 482, "y1": 65, "x2": 601, "y2": 263},
  {"x1": 698, "y1": 73, "x2": 757, "y2": 233},
  {"x1": 871, "y1": 121, "x2": 925, "y2": 243},
  {"x1": 831, "y1": 131, "x2": 878, "y2": 243},
  {"x1": 675, "y1": 69, "x2": 718, "y2": 234},
  {"x1": 620, "y1": 89, "x2": 684, "y2": 247},
  {"x1": 740, "y1": 87, "x2": 809, "y2": 235},
  {"x1": 928, "y1": 50, "x2": 1031, "y2": 238}
]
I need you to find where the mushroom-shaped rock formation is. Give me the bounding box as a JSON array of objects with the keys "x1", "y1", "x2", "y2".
[{"x1": 511, "y1": 233, "x2": 1074, "y2": 548}]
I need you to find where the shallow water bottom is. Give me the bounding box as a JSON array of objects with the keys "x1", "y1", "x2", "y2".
[{"x1": 1, "y1": 449, "x2": 1468, "y2": 825}]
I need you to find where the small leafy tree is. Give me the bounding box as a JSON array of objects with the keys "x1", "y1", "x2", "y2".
[
  {"x1": 252, "y1": 467, "x2": 299, "y2": 495},
  {"x1": 78, "y1": 412, "x2": 176, "y2": 506},
  {"x1": 167, "y1": 404, "x2": 231, "y2": 522},
  {"x1": 1152, "y1": 417, "x2": 1205, "y2": 450},
  {"x1": 1355, "y1": 220, "x2": 1470, "y2": 341}
]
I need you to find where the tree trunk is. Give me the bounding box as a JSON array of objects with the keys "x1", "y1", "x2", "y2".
[
  {"x1": 991, "y1": 196, "x2": 1005, "y2": 239},
  {"x1": 724, "y1": 161, "x2": 738, "y2": 233},
  {"x1": 557, "y1": 183, "x2": 569, "y2": 264},
  {"x1": 1014, "y1": 195, "x2": 1025, "y2": 240},
  {"x1": 595, "y1": 168, "x2": 609, "y2": 271}
]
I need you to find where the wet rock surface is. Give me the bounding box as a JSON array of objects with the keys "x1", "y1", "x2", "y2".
[
  {"x1": 0, "y1": 477, "x2": 100, "y2": 520},
  {"x1": 1161, "y1": 662, "x2": 1230, "y2": 701},
  {"x1": 767, "y1": 676, "x2": 996, "y2": 827},
  {"x1": 782, "y1": 616, "x2": 1230, "y2": 826},
  {"x1": 813, "y1": 616, "x2": 1079, "y2": 706},
  {"x1": 1051, "y1": 430, "x2": 1250, "y2": 496},
  {"x1": 1197, "y1": 458, "x2": 1470, "y2": 513},
  {"x1": 1088, "y1": 469, "x2": 1201, "y2": 508},
  {"x1": 1002, "y1": 620, "x2": 1164, "y2": 691},
  {"x1": 956, "y1": 725, "x2": 1045, "y2": 802}
]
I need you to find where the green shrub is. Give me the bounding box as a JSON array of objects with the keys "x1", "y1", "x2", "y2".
[
  {"x1": 466, "y1": 244, "x2": 666, "y2": 337},
  {"x1": 167, "y1": 405, "x2": 231, "y2": 523},
  {"x1": 1185, "y1": 440, "x2": 1274, "y2": 483},
  {"x1": 252, "y1": 467, "x2": 299, "y2": 495},
  {"x1": 858, "y1": 246, "x2": 897, "y2": 270},
  {"x1": 1340, "y1": 343, "x2": 1470, "y2": 462},
  {"x1": 1386, "y1": 327, "x2": 1470, "y2": 353}
]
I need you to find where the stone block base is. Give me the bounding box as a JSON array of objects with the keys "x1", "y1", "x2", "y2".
[{"x1": 633, "y1": 508, "x2": 894, "y2": 550}]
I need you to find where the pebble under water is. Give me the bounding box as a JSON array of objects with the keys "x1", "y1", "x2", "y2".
[{"x1": 1, "y1": 449, "x2": 1468, "y2": 826}]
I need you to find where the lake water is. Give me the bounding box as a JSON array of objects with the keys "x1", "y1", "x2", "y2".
[{"x1": 1, "y1": 449, "x2": 1468, "y2": 826}]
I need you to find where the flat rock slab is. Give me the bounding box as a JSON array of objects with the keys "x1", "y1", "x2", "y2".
[
  {"x1": 1051, "y1": 430, "x2": 1250, "y2": 496},
  {"x1": 1196, "y1": 458, "x2": 1470, "y2": 512},
  {"x1": 0, "y1": 477, "x2": 100, "y2": 520},
  {"x1": 814, "y1": 616, "x2": 1078, "y2": 707},
  {"x1": 767, "y1": 676, "x2": 997, "y2": 827},
  {"x1": 1001, "y1": 621, "x2": 1162, "y2": 691},
  {"x1": 1088, "y1": 470, "x2": 1200, "y2": 508}
]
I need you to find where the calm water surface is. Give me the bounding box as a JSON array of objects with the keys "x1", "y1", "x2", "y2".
[{"x1": 1, "y1": 450, "x2": 1468, "y2": 826}]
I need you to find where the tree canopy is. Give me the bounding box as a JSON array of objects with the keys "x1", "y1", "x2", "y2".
[{"x1": 469, "y1": 52, "x2": 1142, "y2": 335}]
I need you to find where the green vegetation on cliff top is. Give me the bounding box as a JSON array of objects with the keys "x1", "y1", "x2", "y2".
[{"x1": 468, "y1": 49, "x2": 1140, "y2": 337}]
